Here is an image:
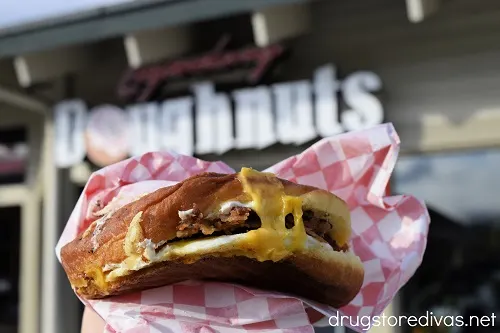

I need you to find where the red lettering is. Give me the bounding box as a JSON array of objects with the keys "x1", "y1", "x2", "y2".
[
  {"x1": 162, "y1": 61, "x2": 184, "y2": 78},
  {"x1": 198, "y1": 54, "x2": 221, "y2": 72},
  {"x1": 116, "y1": 69, "x2": 140, "y2": 101},
  {"x1": 250, "y1": 45, "x2": 284, "y2": 82},
  {"x1": 133, "y1": 66, "x2": 166, "y2": 101},
  {"x1": 116, "y1": 41, "x2": 286, "y2": 102},
  {"x1": 221, "y1": 52, "x2": 239, "y2": 67}
]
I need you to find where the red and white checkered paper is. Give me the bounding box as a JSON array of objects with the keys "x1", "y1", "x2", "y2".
[{"x1": 56, "y1": 123, "x2": 430, "y2": 333}]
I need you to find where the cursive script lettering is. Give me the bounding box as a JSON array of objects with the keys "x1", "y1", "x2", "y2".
[{"x1": 117, "y1": 43, "x2": 285, "y2": 102}]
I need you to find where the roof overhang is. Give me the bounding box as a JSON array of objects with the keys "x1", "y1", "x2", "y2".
[
  {"x1": 406, "y1": 0, "x2": 441, "y2": 23},
  {"x1": 0, "y1": 0, "x2": 309, "y2": 59}
]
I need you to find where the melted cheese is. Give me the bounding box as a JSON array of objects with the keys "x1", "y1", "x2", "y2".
[
  {"x1": 103, "y1": 233, "x2": 326, "y2": 282},
  {"x1": 124, "y1": 211, "x2": 144, "y2": 256},
  {"x1": 102, "y1": 168, "x2": 308, "y2": 282},
  {"x1": 84, "y1": 266, "x2": 107, "y2": 290},
  {"x1": 236, "y1": 167, "x2": 306, "y2": 261}
]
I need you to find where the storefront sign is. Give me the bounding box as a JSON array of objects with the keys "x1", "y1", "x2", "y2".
[
  {"x1": 54, "y1": 64, "x2": 383, "y2": 168},
  {"x1": 117, "y1": 40, "x2": 285, "y2": 102}
]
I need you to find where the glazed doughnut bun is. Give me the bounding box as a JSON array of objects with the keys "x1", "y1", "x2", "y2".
[{"x1": 60, "y1": 168, "x2": 364, "y2": 308}]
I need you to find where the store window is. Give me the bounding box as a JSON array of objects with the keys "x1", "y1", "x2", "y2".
[
  {"x1": 0, "y1": 206, "x2": 21, "y2": 333},
  {"x1": 392, "y1": 149, "x2": 500, "y2": 332}
]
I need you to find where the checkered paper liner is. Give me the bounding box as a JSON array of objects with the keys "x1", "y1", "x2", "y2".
[{"x1": 56, "y1": 123, "x2": 430, "y2": 333}]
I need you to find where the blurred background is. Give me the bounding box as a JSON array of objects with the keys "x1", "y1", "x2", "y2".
[{"x1": 0, "y1": 0, "x2": 499, "y2": 332}]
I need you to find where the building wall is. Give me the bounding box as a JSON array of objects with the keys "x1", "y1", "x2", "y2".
[
  {"x1": 67, "y1": 0, "x2": 500, "y2": 173},
  {"x1": 289, "y1": 0, "x2": 500, "y2": 153}
]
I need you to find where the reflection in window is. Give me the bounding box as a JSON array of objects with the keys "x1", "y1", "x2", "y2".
[
  {"x1": 393, "y1": 150, "x2": 500, "y2": 333},
  {"x1": 0, "y1": 127, "x2": 27, "y2": 185},
  {"x1": 393, "y1": 149, "x2": 500, "y2": 225}
]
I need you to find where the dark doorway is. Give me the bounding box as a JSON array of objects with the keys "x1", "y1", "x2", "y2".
[{"x1": 0, "y1": 206, "x2": 21, "y2": 333}]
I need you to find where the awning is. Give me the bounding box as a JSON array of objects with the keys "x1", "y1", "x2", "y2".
[{"x1": 0, "y1": 0, "x2": 308, "y2": 58}]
